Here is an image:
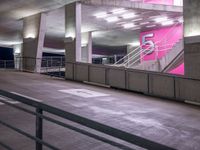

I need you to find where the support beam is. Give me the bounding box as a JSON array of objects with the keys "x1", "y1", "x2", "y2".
[
  {"x1": 13, "y1": 44, "x2": 22, "y2": 70},
  {"x1": 22, "y1": 13, "x2": 46, "y2": 73},
  {"x1": 65, "y1": 2, "x2": 82, "y2": 63},
  {"x1": 184, "y1": 0, "x2": 200, "y2": 79},
  {"x1": 82, "y1": 0, "x2": 183, "y2": 12},
  {"x1": 82, "y1": 32, "x2": 92, "y2": 63}
]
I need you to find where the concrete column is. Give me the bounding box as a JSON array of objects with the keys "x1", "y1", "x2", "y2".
[
  {"x1": 65, "y1": 2, "x2": 82, "y2": 63},
  {"x1": 184, "y1": 0, "x2": 200, "y2": 79},
  {"x1": 13, "y1": 44, "x2": 22, "y2": 70},
  {"x1": 81, "y1": 32, "x2": 92, "y2": 63},
  {"x1": 22, "y1": 13, "x2": 46, "y2": 72}
]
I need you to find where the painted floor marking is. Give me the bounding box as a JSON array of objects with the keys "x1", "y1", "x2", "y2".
[
  {"x1": 0, "y1": 96, "x2": 20, "y2": 105},
  {"x1": 59, "y1": 89, "x2": 110, "y2": 98},
  {"x1": 11, "y1": 92, "x2": 43, "y2": 102}
]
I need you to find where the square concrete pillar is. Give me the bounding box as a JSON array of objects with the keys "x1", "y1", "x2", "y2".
[
  {"x1": 184, "y1": 0, "x2": 200, "y2": 79},
  {"x1": 82, "y1": 32, "x2": 92, "y2": 63},
  {"x1": 22, "y1": 13, "x2": 46, "y2": 73},
  {"x1": 65, "y1": 2, "x2": 82, "y2": 63}
]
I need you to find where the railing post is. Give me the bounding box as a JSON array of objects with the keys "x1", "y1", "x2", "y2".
[
  {"x1": 36, "y1": 108, "x2": 43, "y2": 150},
  {"x1": 4, "y1": 60, "x2": 6, "y2": 69},
  {"x1": 51, "y1": 57, "x2": 53, "y2": 67}
]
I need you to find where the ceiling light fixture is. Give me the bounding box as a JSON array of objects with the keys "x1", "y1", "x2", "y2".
[
  {"x1": 128, "y1": 42, "x2": 140, "y2": 47},
  {"x1": 154, "y1": 17, "x2": 168, "y2": 23},
  {"x1": 122, "y1": 13, "x2": 136, "y2": 19},
  {"x1": 111, "y1": 8, "x2": 127, "y2": 14},
  {"x1": 161, "y1": 20, "x2": 174, "y2": 26},
  {"x1": 0, "y1": 40, "x2": 23, "y2": 46},
  {"x1": 105, "y1": 16, "x2": 119, "y2": 22},
  {"x1": 123, "y1": 23, "x2": 135, "y2": 29},
  {"x1": 140, "y1": 22, "x2": 150, "y2": 25},
  {"x1": 94, "y1": 12, "x2": 108, "y2": 18},
  {"x1": 146, "y1": 25, "x2": 156, "y2": 28},
  {"x1": 116, "y1": 21, "x2": 126, "y2": 25},
  {"x1": 132, "y1": 18, "x2": 143, "y2": 22},
  {"x1": 178, "y1": 17, "x2": 184, "y2": 23}
]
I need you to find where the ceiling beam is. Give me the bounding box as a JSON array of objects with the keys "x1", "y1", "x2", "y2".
[{"x1": 81, "y1": 0, "x2": 183, "y2": 13}]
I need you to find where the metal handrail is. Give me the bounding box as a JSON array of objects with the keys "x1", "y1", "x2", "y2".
[
  {"x1": 114, "y1": 22, "x2": 181, "y2": 66},
  {"x1": 124, "y1": 23, "x2": 182, "y2": 68},
  {"x1": 0, "y1": 90, "x2": 175, "y2": 150}
]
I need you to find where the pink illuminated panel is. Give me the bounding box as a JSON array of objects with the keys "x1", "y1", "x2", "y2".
[
  {"x1": 169, "y1": 63, "x2": 184, "y2": 75},
  {"x1": 140, "y1": 24, "x2": 183, "y2": 61},
  {"x1": 130, "y1": 0, "x2": 183, "y2": 6},
  {"x1": 144, "y1": 0, "x2": 173, "y2": 5}
]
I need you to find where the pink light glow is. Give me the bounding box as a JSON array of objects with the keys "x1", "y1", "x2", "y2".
[
  {"x1": 130, "y1": 0, "x2": 183, "y2": 6},
  {"x1": 130, "y1": 0, "x2": 173, "y2": 5},
  {"x1": 169, "y1": 63, "x2": 184, "y2": 75},
  {"x1": 144, "y1": 0, "x2": 173, "y2": 5},
  {"x1": 140, "y1": 24, "x2": 183, "y2": 61}
]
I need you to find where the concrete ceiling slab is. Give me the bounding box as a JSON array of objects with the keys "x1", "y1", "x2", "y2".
[{"x1": 0, "y1": 0, "x2": 183, "y2": 48}]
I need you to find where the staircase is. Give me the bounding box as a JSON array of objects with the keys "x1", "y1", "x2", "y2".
[
  {"x1": 132, "y1": 38, "x2": 184, "y2": 72},
  {"x1": 113, "y1": 23, "x2": 184, "y2": 72}
]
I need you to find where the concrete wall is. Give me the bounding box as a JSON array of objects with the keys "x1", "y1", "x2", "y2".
[
  {"x1": 22, "y1": 13, "x2": 46, "y2": 72},
  {"x1": 184, "y1": 0, "x2": 200, "y2": 80},
  {"x1": 65, "y1": 62, "x2": 200, "y2": 104}
]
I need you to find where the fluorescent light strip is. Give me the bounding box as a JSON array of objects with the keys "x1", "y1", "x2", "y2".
[
  {"x1": 94, "y1": 12, "x2": 108, "y2": 18},
  {"x1": 123, "y1": 23, "x2": 135, "y2": 29},
  {"x1": 154, "y1": 17, "x2": 168, "y2": 23},
  {"x1": 122, "y1": 13, "x2": 136, "y2": 19},
  {"x1": 116, "y1": 21, "x2": 126, "y2": 25},
  {"x1": 105, "y1": 16, "x2": 119, "y2": 22},
  {"x1": 132, "y1": 18, "x2": 143, "y2": 22},
  {"x1": 146, "y1": 25, "x2": 156, "y2": 28},
  {"x1": 161, "y1": 20, "x2": 174, "y2": 26},
  {"x1": 131, "y1": 27, "x2": 141, "y2": 31},
  {"x1": 111, "y1": 8, "x2": 127, "y2": 14},
  {"x1": 140, "y1": 22, "x2": 149, "y2": 25}
]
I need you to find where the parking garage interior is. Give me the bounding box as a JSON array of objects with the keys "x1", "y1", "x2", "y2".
[{"x1": 0, "y1": 0, "x2": 200, "y2": 150}]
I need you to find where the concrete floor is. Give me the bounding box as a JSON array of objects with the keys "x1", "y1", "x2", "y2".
[{"x1": 0, "y1": 70, "x2": 200, "y2": 150}]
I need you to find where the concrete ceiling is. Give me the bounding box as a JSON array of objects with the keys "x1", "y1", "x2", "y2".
[
  {"x1": 0, "y1": 0, "x2": 76, "y2": 44},
  {"x1": 0, "y1": 0, "x2": 183, "y2": 48}
]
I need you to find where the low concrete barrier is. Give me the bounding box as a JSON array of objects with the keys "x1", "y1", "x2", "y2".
[
  {"x1": 126, "y1": 69, "x2": 149, "y2": 94},
  {"x1": 149, "y1": 74, "x2": 175, "y2": 99},
  {"x1": 65, "y1": 63, "x2": 74, "y2": 80},
  {"x1": 74, "y1": 63, "x2": 89, "y2": 82},
  {"x1": 107, "y1": 67, "x2": 126, "y2": 89},
  {"x1": 175, "y1": 78, "x2": 200, "y2": 102},
  {"x1": 89, "y1": 65, "x2": 107, "y2": 85},
  {"x1": 65, "y1": 62, "x2": 200, "y2": 104}
]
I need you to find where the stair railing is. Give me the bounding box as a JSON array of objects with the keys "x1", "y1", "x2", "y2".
[
  {"x1": 126, "y1": 23, "x2": 182, "y2": 68},
  {"x1": 113, "y1": 22, "x2": 181, "y2": 67}
]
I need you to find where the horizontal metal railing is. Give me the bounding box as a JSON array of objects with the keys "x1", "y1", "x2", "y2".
[
  {"x1": 0, "y1": 60, "x2": 15, "y2": 69},
  {"x1": 0, "y1": 90, "x2": 175, "y2": 150},
  {"x1": 0, "y1": 56, "x2": 65, "y2": 77}
]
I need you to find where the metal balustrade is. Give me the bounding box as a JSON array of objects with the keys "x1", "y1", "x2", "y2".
[
  {"x1": 0, "y1": 90, "x2": 175, "y2": 150},
  {"x1": 0, "y1": 60, "x2": 15, "y2": 69},
  {"x1": 0, "y1": 56, "x2": 65, "y2": 77},
  {"x1": 113, "y1": 22, "x2": 183, "y2": 71}
]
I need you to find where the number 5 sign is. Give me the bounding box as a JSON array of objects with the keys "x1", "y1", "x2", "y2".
[{"x1": 142, "y1": 33, "x2": 155, "y2": 55}]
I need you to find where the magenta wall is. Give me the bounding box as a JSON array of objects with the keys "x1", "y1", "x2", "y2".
[
  {"x1": 140, "y1": 24, "x2": 183, "y2": 61},
  {"x1": 130, "y1": 0, "x2": 174, "y2": 5},
  {"x1": 144, "y1": 0, "x2": 173, "y2": 5},
  {"x1": 169, "y1": 63, "x2": 184, "y2": 75}
]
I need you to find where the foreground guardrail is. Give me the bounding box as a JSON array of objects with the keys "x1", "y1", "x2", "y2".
[{"x1": 0, "y1": 90, "x2": 175, "y2": 150}]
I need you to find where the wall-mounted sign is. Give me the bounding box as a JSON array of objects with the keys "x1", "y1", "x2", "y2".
[
  {"x1": 142, "y1": 33, "x2": 155, "y2": 55},
  {"x1": 140, "y1": 24, "x2": 183, "y2": 61}
]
